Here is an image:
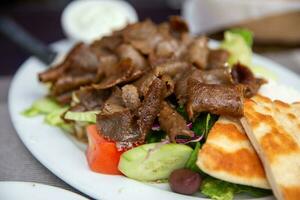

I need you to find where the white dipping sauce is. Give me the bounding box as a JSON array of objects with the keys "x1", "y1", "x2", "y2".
[{"x1": 62, "y1": 0, "x2": 138, "y2": 42}]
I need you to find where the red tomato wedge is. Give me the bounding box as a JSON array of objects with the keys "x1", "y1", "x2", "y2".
[{"x1": 86, "y1": 125, "x2": 123, "y2": 175}]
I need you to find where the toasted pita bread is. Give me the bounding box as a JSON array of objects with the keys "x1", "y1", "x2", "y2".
[
  {"x1": 241, "y1": 95, "x2": 300, "y2": 200},
  {"x1": 197, "y1": 116, "x2": 270, "y2": 189}
]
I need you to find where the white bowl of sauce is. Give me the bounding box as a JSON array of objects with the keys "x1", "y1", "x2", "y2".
[{"x1": 61, "y1": 0, "x2": 138, "y2": 42}]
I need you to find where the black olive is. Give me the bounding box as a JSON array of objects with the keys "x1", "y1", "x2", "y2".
[{"x1": 169, "y1": 168, "x2": 202, "y2": 195}]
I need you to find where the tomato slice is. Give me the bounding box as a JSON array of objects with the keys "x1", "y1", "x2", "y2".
[{"x1": 86, "y1": 125, "x2": 123, "y2": 175}]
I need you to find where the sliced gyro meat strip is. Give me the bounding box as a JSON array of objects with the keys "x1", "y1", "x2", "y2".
[
  {"x1": 93, "y1": 58, "x2": 143, "y2": 90},
  {"x1": 187, "y1": 79, "x2": 244, "y2": 119},
  {"x1": 187, "y1": 36, "x2": 209, "y2": 69},
  {"x1": 207, "y1": 49, "x2": 230, "y2": 69},
  {"x1": 174, "y1": 67, "x2": 233, "y2": 104},
  {"x1": 123, "y1": 19, "x2": 162, "y2": 55},
  {"x1": 154, "y1": 61, "x2": 190, "y2": 78},
  {"x1": 73, "y1": 87, "x2": 111, "y2": 111},
  {"x1": 51, "y1": 73, "x2": 97, "y2": 96},
  {"x1": 159, "y1": 101, "x2": 193, "y2": 143},
  {"x1": 121, "y1": 84, "x2": 141, "y2": 112},
  {"x1": 231, "y1": 63, "x2": 266, "y2": 98},
  {"x1": 137, "y1": 78, "x2": 164, "y2": 141},
  {"x1": 174, "y1": 68, "x2": 203, "y2": 104},
  {"x1": 160, "y1": 74, "x2": 175, "y2": 98},
  {"x1": 97, "y1": 108, "x2": 140, "y2": 142},
  {"x1": 116, "y1": 44, "x2": 148, "y2": 71}
]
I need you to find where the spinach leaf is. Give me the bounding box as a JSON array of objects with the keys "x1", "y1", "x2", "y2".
[
  {"x1": 185, "y1": 142, "x2": 201, "y2": 173},
  {"x1": 192, "y1": 113, "x2": 218, "y2": 139},
  {"x1": 176, "y1": 104, "x2": 188, "y2": 120},
  {"x1": 236, "y1": 185, "x2": 272, "y2": 197},
  {"x1": 146, "y1": 130, "x2": 166, "y2": 143}
]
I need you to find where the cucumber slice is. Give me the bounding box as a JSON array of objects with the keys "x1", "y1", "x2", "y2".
[{"x1": 118, "y1": 143, "x2": 193, "y2": 181}]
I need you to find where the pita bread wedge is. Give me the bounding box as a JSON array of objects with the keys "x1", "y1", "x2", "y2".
[
  {"x1": 197, "y1": 116, "x2": 270, "y2": 189},
  {"x1": 241, "y1": 95, "x2": 300, "y2": 200}
]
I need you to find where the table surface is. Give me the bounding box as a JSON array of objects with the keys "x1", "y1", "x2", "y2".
[{"x1": 0, "y1": 49, "x2": 299, "y2": 199}]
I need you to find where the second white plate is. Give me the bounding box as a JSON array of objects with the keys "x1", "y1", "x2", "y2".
[{"x1": 0, "y1": 181, "x2": 88, "y2": 200}]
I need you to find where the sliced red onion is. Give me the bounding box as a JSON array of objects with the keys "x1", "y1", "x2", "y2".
[
  {"x1": 175, "y1": 134, "x2": 204, "y2": 144},
  {"x1": 186, "y1": 122, "x2": 193, "y2": 129},
  {"x1": 151, "y1": 123, "x2": 161, "y2": 131},
  {"x1": 161, "y1": 139, "x2": 170, "y2": 144}
]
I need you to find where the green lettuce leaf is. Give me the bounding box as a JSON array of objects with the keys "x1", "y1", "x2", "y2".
[
  {"x1": 201, "y1": 177, "x2": 236, "y2": 200},
  {"x1": 220, "y1": 30, "x2": 252, "y2": 66},
  {"x1": 221, "y1": 29, "x2": 277, "y2": 81},
  {"x1": 22, "y1": 98, "x2": 61, "y2": 117},
  {"x1": 64, "y1": 110, "x2": 101, "y2": 123},
  {"x1": 201, "y1": 176, "x2": 272, "y2": 200},
  {"x1": 228, "y1": 28, "x2": 253, "y2": 47}
]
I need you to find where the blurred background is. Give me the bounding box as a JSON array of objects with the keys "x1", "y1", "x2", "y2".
[{"x1": 0, "y1": 0, "x2": 300, "y2": 76}]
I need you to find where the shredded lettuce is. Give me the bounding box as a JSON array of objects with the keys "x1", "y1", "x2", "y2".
[
  {"x1": 22, "y1": 98, "x2": 61, "y2": 117},
  {"x1": 201, "y1": 176, "x2": 271, "y2": 200},
  {"x1": 44, "y1": 107, "x2": 73, "y2": 133},
  {"x1": 64, "y1": 110, "x2": 101, "y2": 123},
  {"x1": 23, "y1": 98, "x2": 73, "y2": 133},
  {"x1": 59, "y1": 123, "x2": 74, "y2": 133},
  {"x1": 44, "y1": 107, "x2": 69, "y2": 126}
]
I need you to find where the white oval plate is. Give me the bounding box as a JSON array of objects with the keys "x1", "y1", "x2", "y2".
[
  {"x1": 9, "y1": 40, "x2": 300, "y2": 200},
  {"x1": 0, "y1": 181, "x2": 88, "y2": 200}
]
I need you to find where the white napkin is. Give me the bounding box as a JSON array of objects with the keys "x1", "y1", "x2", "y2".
[{"x1": 182, "y1": 0, "x2": 300, "y2": 34}]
